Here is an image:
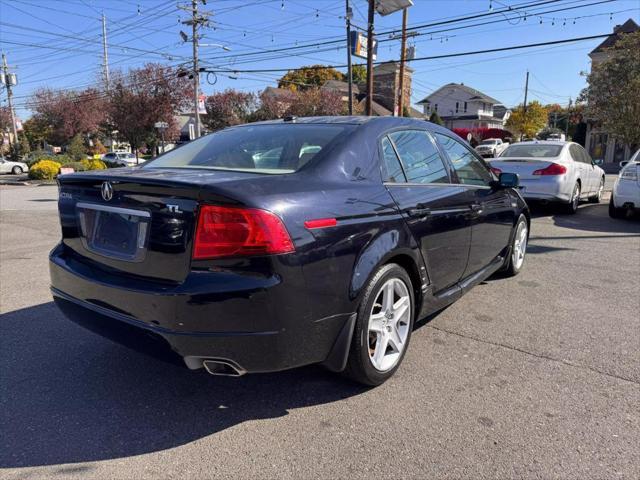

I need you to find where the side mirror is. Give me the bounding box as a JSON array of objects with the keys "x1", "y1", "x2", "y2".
[
  {"x1": 620, "y1": 160, "x2": 629, "y2": 168},
  {"x1": 593, "y1": 158, "x2": 604, "y2": 166},
  {"x1": 497, "y1": 172, "x2": 519, "y2": 189}
]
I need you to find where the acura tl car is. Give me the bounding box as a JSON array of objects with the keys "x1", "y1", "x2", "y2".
[
  {"x1": 489, "y1": 141, "x2": 605, "y2": 214},
  {"x1": 50, "y1": 117, "x2": 530, "y2": 386}
]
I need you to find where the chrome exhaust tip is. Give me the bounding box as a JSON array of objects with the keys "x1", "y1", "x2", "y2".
[{"x1": 203, "y1": 359, "x2": 246, "y2": 377}]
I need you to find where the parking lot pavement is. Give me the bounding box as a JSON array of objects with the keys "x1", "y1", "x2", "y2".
[{"x1": 1, "y1": 183, "x2": 639, "y2": 480}]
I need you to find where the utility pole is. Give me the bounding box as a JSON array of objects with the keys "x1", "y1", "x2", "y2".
[
  {"x1": 101, "y1": 13, "x2": 110, "y2": 91},
  {"x1": 191, "y1": 0, "x2": 201, "y2": 138},
  {"x1": 180, "y1": 0, "x2": 207, "y2": 139},
  {"x1": 553, "y1": 110, "x2": 557, "y2": 128},
  {"x1": 523, "y1": 70, "x2": 529, "y2": 114},
  {"x1": 565, "y1": 97, "x2": 572, "y2": 138},
  {"x1": 365, "y1": 0, "x2": 375, "y2": 116},
  {"x1": 2, "y1": 53, "x2": 19, "y2": 149},
  {"x1": 397, "y1": 8, "x2": 408, "y2": 117},
  {"x1": 345, "y1": 0, "x2": 353, "y2": 115}
]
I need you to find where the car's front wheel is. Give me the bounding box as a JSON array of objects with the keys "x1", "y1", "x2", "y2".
[
  {"x1": 11, "y1": 166, "x2": 23, "y2": 175},
  {"x1": 503, "y1": 214, "x2": 528, "y2": 276},
  {"x1": 344, "y1": 263, "x2": 415, "y2": 386}
]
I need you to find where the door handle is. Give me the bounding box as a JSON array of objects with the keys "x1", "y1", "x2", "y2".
[{"x1": 408, "y1": 203, "x2": 431, "y2": 217}]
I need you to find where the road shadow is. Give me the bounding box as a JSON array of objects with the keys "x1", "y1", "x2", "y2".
[
  {"x1": 527, "y1": 202, "x2": 640, "y2": 235},
  {"x1": 0, "y1": 302, "x2": 368, "y2": 468}
]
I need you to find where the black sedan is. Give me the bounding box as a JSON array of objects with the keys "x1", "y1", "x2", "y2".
[{"x1": 50, "y1": 116, "x2": 529, "y2": 386}]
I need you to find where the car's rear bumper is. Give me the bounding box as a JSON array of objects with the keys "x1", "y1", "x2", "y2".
[
  {"x1": 519, "y1": 177, "x2": 571, "y2": 203},
  {"x1": 612, "y1": 180, "x2": 640, "y2": 209},
  {"x1": 49, "y1": 244, "x2": 352, "y2": 373}
]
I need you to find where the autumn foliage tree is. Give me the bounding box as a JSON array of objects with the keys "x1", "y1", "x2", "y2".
[
  {"x1": 28, "y1": 88, "x2": 107, "y2": 145},
  {"x1": 580, "y1": 32, "x2": 640, "y2": 148},
  {"x1": 284, "y1": 88, "x2": 343, "y2": 117},
  {"x1": 506, "y1": 101, "x2": 549, "y2": 139},
  {"x1": 108, "y1": 63, "x2": 191, "y2": 157},
  {"x1": 278, "y1": 65, "x2": 344, "y2": 91},
  {"x1": 203, "y1": 90, "x2": 257, "y2": 131}
]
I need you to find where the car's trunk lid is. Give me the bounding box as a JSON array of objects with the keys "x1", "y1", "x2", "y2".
[
  {"x1": 489, "y1": 157, "x2": 558, "y2": 180},
  {"x1": 57, "y1": 168, "x2": 265, "y2": 282}
]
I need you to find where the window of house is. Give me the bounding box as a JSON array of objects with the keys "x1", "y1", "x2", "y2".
[
  {"x1": 464, "y1": 102, "x2": 467, "y2": 113},
  {"x1": 455, "y1": 102, "x2": 459, "y2": 113},
  {"x1": 388, "y1": 130, "x2": 449, "y2": 184},
  {"x1": 434, "y1": 104, "x2": 438, "y2": 112}
]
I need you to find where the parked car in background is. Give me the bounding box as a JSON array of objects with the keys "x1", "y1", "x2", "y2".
[
  {"x1": 475, "y1": 138, "x2": 508, "y2": 158},
  {"x1": 0, "y1": 156, "x2": 29, "y2": 175},
  {"x1": 102, "y1": 152, "x2": 144, "y2": 167},
  {"x1": 489, "y1": 141, "x2": 605, "y2": 214},
  {"x1": 50, "y1": 117, "x2": 530, "y2": 386},
  {"x1": 610, "y1": 149, "x2": 639, "y2": 218}
]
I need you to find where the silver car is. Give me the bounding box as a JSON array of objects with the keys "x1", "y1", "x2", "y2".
[
  {"x1": 0, "y1": 156, "x2": 29, "y2": 175},
  {"x1": 488, "y1": 141, "x2": 605, "y2": 214}
]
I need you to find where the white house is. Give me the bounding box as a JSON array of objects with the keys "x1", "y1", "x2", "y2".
[{"x1": 416, "y1": 83, "x2": 510, "y2": 129}]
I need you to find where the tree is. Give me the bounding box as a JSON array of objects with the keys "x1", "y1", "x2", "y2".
[
  {"x1": 22, "y1": 116, "x2": 52, "y2": 150},
  {"x1": 580, "y1": 31, "x2": 640, "y2": 148},
  {"x1": 108, "y1": 63, "x2": 191, "y2": 159},
  {"x1": 0, "y1": 106, "x2": 12, "y2": 134},
  {"x1": 28, "y1": 87, "x2": 107, "y2": 145},
  {"x1": 66, "y1": 134, "x2": 87, "y2": 160},
  {"x1": 249, "y1": 89, "x2": 297, "y2": 122},
  {"x1": 284, "y1": 88, "x2": 343, "y2": 117},
  {"x1": 278, "y1": 65, "x2": 344, "y2": 91},
  {"x1": 203, "y1": 90, "x2": 256, "y2": 131},
  {"x1": 506, "y1": 101, "x2": 549, "y2": 138},
  {"x1": 429, "y1": 111, "x2": 444, "y2": 125},
  {"x1": 350, "y1": 64, "x2": 367, "y2": 85}
]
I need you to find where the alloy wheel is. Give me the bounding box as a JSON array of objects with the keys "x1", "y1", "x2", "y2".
[
  {"x1": 367, "y1": 278, "x2": 411, "y2": 372},
  {"x1": 512, "y1": 220, "x2": 528, "y2": 270}
]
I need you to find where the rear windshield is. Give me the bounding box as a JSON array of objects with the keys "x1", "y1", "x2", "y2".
[
  {"x1": 144, "y1": 124, "x2": 351, "y2": 174},
  {"x1": 501, "y1": 144, "x2": 563, "y2": 158},
  {"x1": 480, "y1": 139, "x2": 498, "y2": 145}
]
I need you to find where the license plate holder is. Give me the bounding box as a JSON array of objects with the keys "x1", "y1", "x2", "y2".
[{"x1": 77, "y1": 202, "x2": 151, "y2": 262}]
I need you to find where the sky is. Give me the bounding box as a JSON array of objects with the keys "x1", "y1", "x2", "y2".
[{"x1": 1, "y1": 0, "x2": 638, "y2": 120}]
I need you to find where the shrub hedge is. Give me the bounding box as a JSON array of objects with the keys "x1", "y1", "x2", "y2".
[{"x1": 28, "y1": 160, "x2": 61, "y2": 180}]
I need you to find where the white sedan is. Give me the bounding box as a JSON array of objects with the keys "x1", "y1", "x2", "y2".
[
  {"x1": 489, "y1": 141, "x2": 605, "y2": 214},
  {"x1": 0, "y1": 156, "x2": 29, "y2": 175},
  {"x1": 102, "y1": 152, "x2": 145, "y2": 167},
  {"x1": 609, "y1": 149, "x2": 639, "y2": 218}
]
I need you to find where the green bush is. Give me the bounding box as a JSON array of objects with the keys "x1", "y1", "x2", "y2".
[
  {"x1": 66, "y1": 134, "x2": 87, "y2": 161},
  {"x1": 28, "y1": 160, "x2": 61, "y2": 180}
]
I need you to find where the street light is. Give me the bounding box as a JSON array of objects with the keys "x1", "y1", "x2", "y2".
[
  {"x1": 375, "y1": 0, "x2": 413, "y2": 16},
  {"x1": 200, "y1": 43, "x2": 231, "y2": 51}
]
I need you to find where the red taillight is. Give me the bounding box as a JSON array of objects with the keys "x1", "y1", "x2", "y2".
[
  {"x1": 532, "y1": 163, "x2": 567, "y2": 175},
  {"x1": 490, "y1": 167, "x2": 502, "y2": 176},
  {"x1": 193, "y1": 205, "x2": 294, "y2": 260}
]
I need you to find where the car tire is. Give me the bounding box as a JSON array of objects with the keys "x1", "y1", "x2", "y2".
[
  {"x1": 588, "y1": 177, "x2": 604, "y2": 203},
  {"x1": 503, "y1": 214, "x2": 528, "y2": 277},
  {"x1": 11, "y1": 166, "x2": 23, "y2": 175},
  {"x1": 564, "y1": 182, "x2": 581, "y2": 214},
  {"x1": 608, "y1": 196, "x2": 625, "y2": 219},
  {"x1": 343, "y1": 263, "x2": 415, "y2": 386}
]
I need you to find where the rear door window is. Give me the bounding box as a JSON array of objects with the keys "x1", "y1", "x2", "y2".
[
  {"x1": 434, "y1": 133, "x2": 493, "y2": 186},
  {"x1": 388, "y1": 130, "x2": 449, "y2": 184},
  {"x1": 381, "y1": 136, "x2": 407, "y2": 183}
]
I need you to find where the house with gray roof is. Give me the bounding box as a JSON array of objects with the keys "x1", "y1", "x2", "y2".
[{"x1": 416, "y1": 83, "x2": 510, "y2": 129}]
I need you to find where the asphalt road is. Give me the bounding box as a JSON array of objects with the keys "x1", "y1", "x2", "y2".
[{"x1": 1, "y1": 180, "x2": 639, "y2": 479}]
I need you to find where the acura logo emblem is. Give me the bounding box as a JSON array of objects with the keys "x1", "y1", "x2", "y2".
[{"x1": 101, "y1": 181, "x2": 113, "y2": 201}]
